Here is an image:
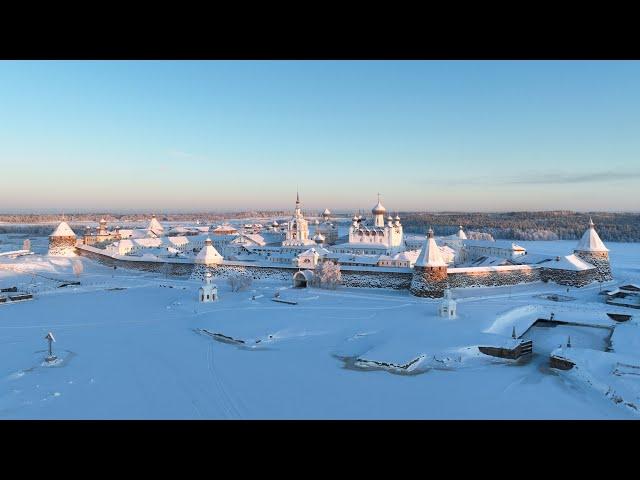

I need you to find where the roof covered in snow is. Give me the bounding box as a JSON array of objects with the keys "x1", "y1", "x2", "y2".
[
  {"x1": 147, "y1": 216, "x2": 164, "y2": 234},
  {"x1": 575, "y1": 219, "x2": 608, "y2": 252},
  {"x1": 541, "y1": 253, "x2": 595, "y2": 271},
  {"x1": 51, "y1": 222, "x2": 76, "y2": 238},
  {"x1": 463, "y1": 240, "x2": 526, "y2": 251},
  {"x1": 415, "y1": 229, "x2": 447, "y2": 268},
  {"x1": 195, "y1": 238, "x2": 223, "y2": 265}
]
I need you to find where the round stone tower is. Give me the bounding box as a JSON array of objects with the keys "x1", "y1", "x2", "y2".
[
  {"x1": 410, "y1": 228, "x2": 448, "y2": 298},
  {"x1": 573, "y1": 218, "x2": 612, "y2": 281},
  {"x1": 48, "y1": 221, "x2": 77, "y2": 256}
]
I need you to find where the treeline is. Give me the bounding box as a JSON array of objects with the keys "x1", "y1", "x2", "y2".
[
  {"x1": 0, "y1": 211, "x2": 291, "y2": 224},
  {"x1": 398, "y1": 211, "x2": 640, "y2": 242},
  {"x1": 2, "y1": 211, "x2": 639, "y2": 242}
]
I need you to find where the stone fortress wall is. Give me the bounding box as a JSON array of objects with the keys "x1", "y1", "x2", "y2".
[
  {"x1": 48, "y1": 236, "x2": 77, "y2": 256},
  {"x1": 77, "y1": 243, "x2": 604, "y2": 297},
  {"x1": 574, "y1": 251, "x2": 612, "y2": 282}
]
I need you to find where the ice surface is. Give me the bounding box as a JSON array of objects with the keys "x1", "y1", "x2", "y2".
[{"x1": 0, "y1": 239, "x2": 639, "y2": 419}]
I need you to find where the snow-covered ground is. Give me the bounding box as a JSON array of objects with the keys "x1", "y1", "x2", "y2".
[{"x1": 1, "y1": 239, "x2": 639, "y2": 419}]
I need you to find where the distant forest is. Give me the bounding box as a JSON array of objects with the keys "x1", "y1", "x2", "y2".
[
  {"x1": 397, "y1": 211, "x2": 640, "y2": 242},
  {"x1": 1, "y1": 211, "x2": 639, "y2": 242}
]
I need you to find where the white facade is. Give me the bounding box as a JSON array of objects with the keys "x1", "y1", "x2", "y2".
[
  {"x1": 460, "y1": 240, "x2": 526, "y2": 262},
  {"x1": 439, "y1": 289, "x2": 456, "y2": 318},
  {"x1": 282, "y1": 193, "x2": 316, "y2": 248},
  {"x1": 344, "y1": 197, "x2": 403, "y2": 253},
  {"x1": 314, "y1": 209, "x2": 339, "y2": 245},
  {"x1": 199, "y1": 273, "x2": 218, "y2": 303}
]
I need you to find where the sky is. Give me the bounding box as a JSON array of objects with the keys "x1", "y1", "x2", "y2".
[{"x1": 1, "y1": 60, "x2": 639, "y2": 213}]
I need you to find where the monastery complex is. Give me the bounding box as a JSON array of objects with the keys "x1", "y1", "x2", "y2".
[{"x1": 49, "y1": 193, "x2": 613, "y2": 298}]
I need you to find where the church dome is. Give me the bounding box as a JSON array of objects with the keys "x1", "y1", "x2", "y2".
[
  {"x1": 313, "y1": 233, "x2": 325, "y2": 244},
  {"x1": 372, "y1": 199, "x2": 386, "y2": 215}
]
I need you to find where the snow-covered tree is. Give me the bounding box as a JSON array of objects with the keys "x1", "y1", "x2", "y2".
[
  {"x1": 315, "y1": 260, "x2": 341, "y2": 289},
  {"x1": 467, "y1": 231, "x2": 494, "y2": 241},
  {"x1": 228, "y1": 273, "x2": 253, "y2": 292},
  {"x1": 72, "y1": 259, "x2": 83, "y2": 277}
]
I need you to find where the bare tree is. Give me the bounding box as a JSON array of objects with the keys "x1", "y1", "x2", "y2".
[
  {"x1": 227, "y1": 273, "x2": 253, "y2": 292},
  {"x1": 72, "y1": 259, "x2": 84, "y2": 277}
]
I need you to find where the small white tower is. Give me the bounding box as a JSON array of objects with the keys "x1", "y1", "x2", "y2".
[
  {"x1": 438, "y1": 287, "x2": 457, "y2": 318},
  {"x1": 199, "y1": 272, "x2": 218, "y2": 303}
]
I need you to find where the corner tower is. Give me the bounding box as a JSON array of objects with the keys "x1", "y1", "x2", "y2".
[
  {"x1": 573, "y1": 218, "x2": 612, "y2": 281},
  {"x1": 410, "y1": 227, "x2": 448, "y2": 298},
  {"x1": 48, "y1": 221, "x2": 77, "y2": 257}
]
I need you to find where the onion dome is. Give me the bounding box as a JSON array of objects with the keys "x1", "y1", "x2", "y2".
[
  {"x1": 272, "y1": 220, "x2": 279, "y2": 227},
  {"x1": 457, "y1": 225, "x2": 467, "y2": 240},
  {"x1": 372, "y1": 199, "x2": 386, "y2": 215}
]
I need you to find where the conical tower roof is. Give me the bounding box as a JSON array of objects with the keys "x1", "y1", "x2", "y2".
[
  {"x1": 148, "y1": 215, "x2": 164, "y2": 234},
  {"x1": 195, "y1": 238, "x2": 223, "y2": 265},
  {"x1": 415, "y1": 228, "x2": 447, "y2": 267},
  {"x1": 575, "y1": 218, "x2": 608, "y2": 252},
  {"x1": 51, "y1": 221, "x2": 76, "y2": 238}
]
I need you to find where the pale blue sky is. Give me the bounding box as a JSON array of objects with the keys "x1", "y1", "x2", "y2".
[{"x1": 1, "y1": 60, "x2": 639, "y2": 213}]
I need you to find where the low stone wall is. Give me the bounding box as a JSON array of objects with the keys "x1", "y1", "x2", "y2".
[
  {"x1": 540, "y1": 267, "x2": 598, "y2": 287},
  {"x1": 192, "y1": 263, "x2": 292, "y2": 282},
  {"x1": 76, "y1": 247, "x2": 194, "y2": 277},
  {"x1": 79, "y1": 247, "x2": 412, "y2": 289},
  {"x1": 341, "y1": 270, "x2": 412, "y2": 290},
  {"x1": 447, "y1": 266, "x2": 541, "y2": 290},
  {"x1": 77, "y1": 245, "x2": 607, "y2": 296},
  {"x1": 48, "y1": 236, "x2": 77, "y2": 256},
  {"x1": 194, "y1": 263, "x2": 412, "y2": 289},
  {"x1": 410, "y1": 267, "x2": 447, "y2": 297},
  {"x1": 574, "y1": 251, "x2": 612, "y2": 282}
]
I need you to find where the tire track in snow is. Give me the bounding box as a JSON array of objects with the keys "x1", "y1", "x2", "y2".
[{"x1": 206, "y1": 342, "x2": 244, "y2": 419}]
